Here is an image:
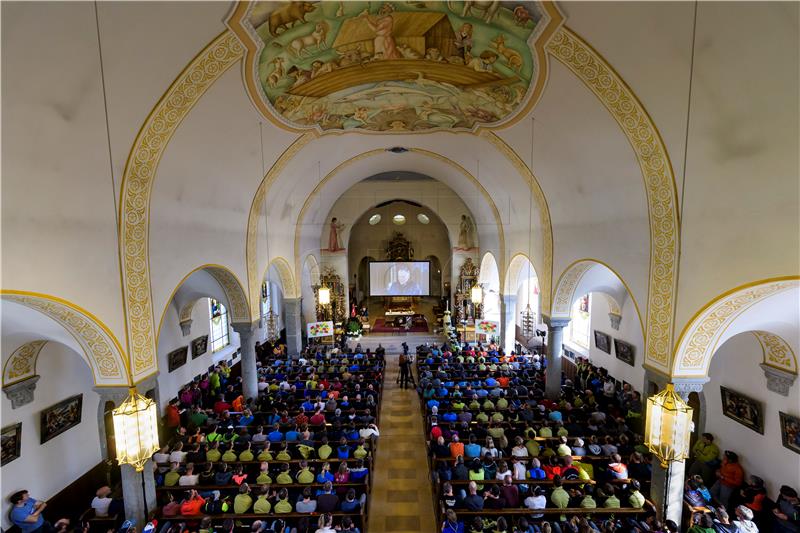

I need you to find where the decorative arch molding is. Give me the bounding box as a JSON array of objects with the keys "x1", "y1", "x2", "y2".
[
  {"x1": 3, "y1": 340, "x2": 48, "y2": 387},
  {"x1": 753, "y1": 330, "x2": 797, "y2": 375},
  {"x1": 117, "y1": 31, "x2": 244, "y2": 382},
  {"x1": 479, "y1": 252, "x2": 502, "y2": 290},
  {"x1": 115, "y1": 25, "x2": 679, "y2": 383},
  {"x1": 1, "y1": 291, "x2": 129, "y2": 387},
  {"x1": 156, "y1": 263, "x2": 251, "y2": 347},
  {"x1": 290, "y1": 148, "x2": 508, "y2": 288},
  {"x1": 547, "y1": 27, "x2": 680, "y2": 374},
  {"x1": 672, "y1": 277, "x2": 800, "y2": 378},
  {"x1": 263, "y1": 257, "x2": 298, "y2": 300},
  {"x1": 550, "y1": 258, "x2": 645, "y2": 341},
  {"x1": 302, "y1": 254, "x2": 321, "y2": 287},
  {"x1": 504, "y1": 253, "x2": 538, "y2": 297}
]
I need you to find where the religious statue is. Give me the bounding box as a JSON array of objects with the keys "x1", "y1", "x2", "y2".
[
  {"x1": 458, "y1": 214, "x2": 476, "y2": 249},
  {"x1": 327, "y1": 217, "x2": 345, "y2": 251}
]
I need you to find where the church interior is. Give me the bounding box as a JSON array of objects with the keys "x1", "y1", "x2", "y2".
[{"x1": 1, "y1": 2, "x2": 798, "y2": 533}]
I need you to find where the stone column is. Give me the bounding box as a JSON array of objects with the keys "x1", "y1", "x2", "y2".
[
  {"x1": 501, "y1": 294, "x2": 517, "y2": 355},
  {"x1": 650, "y1": 457, "x2": 685, "y2": 526},
  {"x1": 232, "y1": 321, "x2": 260, "y2": 401},
  {"x1": 120, "y1": 460, "x2": 157, "y2": 524},
  {"x1": 544, "y1": 317, "x2": 570, "y2": 399},
  {"x1": 284, "y1": 297, "x2": 303, "y2": 357}
]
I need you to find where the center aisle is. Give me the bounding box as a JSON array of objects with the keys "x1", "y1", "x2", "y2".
[{"x1": 368, "y1": 356, "x2": 437, "y2": 533}]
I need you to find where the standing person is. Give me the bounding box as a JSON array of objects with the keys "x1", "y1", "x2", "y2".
[
  {"x1": 9, "y1": 490, "x2": 49, "y2": 533},
  {"x1": 398, "y1": 353, "x2": 409, "y2": 389}
]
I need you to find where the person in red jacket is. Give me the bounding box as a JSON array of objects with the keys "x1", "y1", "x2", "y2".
[
  {"x1": 164, "y1": 399, "x2": 181, "y2": 432},
  {"x1": 711, "y1": 450, "x2": 745, "y2": 508},
  {"x1": 179, "y1": 490, "x2": 205, "y2": 516}
]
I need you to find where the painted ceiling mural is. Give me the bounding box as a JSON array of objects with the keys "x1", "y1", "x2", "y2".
[{"x1": 228, "y1": 1, "x2": 564, "y2": 133}]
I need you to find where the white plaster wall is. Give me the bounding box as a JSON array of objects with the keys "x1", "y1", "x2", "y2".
[
  {"x1": 705, "y1": 333, "x2": 800, "y2": 495},
  {"x1": 673, "y1": 2, "x2": 799, "y2": 333},
  {"x1": 156, "y1": 296, "x2": 240, "y2": 410},
  {"x1": 1, "y1": 1, "x2": 126, "y2": 341},
  {"x1": 586, "y1": 295, "x2": 647, "y2": 390},
  {"x1": 0, "y1": 343, "x2": 102, "y2": 529}
]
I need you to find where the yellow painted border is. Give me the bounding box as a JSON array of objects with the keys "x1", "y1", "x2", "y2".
[
  {"x1": 753, "y1": 331, "x2": 798, "y2": 374},
  {"x1": 550, "y1": 258, "x2": 646, "y2": 345},
  {"x1": 290, "y1": 147, "x2": 508, "y2": 287},
  {"x1": 1, "y1": 290, "x2": 131, "y2": 387},
  {"x1": 671, "y1": 275, "x2": 800, "y2": 378},
  {"x1": 154, "y1": 263, "x2": 250, "y2": 349},
  {"x1": 2, "y1": 340, "x2": 48, "y2": 387}
]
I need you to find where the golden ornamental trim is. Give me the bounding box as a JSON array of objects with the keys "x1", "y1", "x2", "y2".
[
  {"x1": 118, "y1": 31, "x2": 244, "y2": 382},
  {"x1": 753, "y1": 330, "x2": 797, "y2": 375},
  {"x1": 673, "y1": 278, "x2": 799, "y2": 377},
  {"x1": 1, "y1": 292, "x2": 128, "y2": 386},
  {"x1": 3, "y1": 341, "x2": 47, "y2": 386},
  {"x1": 205, "y1": 266, "x2": 250, "y2": 323},
  {"x1": 547, "y1": 27, "x2": 679, "y2": 372}
]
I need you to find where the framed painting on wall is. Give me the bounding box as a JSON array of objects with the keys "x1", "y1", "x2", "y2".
[
  {"x1": 779, "y1": 412, "x2": 800, "y2": 455},
  {"x1": 614, "y1": 339, "x2": 636, "y2": 366},
  {"x1": 40, "y1": 394, "x2": 82, "y2": 444},
  {"x1": 594, "y1": 330, "x2": 611, "y2": 354},
  {"x1": 167, "y1": 346, "x2": 188, "y2": 372},
  {"x1": 720, "y1": 386, "x2": 764, "y2": 434},
  {"x1": 191, "y1": 335, "x2": 208, "y2": 359},
  {"x1": 1, "y1": 423, "x2": 22, "y2": 465}
]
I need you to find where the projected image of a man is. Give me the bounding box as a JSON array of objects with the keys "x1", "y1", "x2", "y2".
[{"x1": 386, "y1": 264, "x2": 422, "y2": 295}]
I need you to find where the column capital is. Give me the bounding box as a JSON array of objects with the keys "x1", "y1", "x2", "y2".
[
  {"x1": 608, "y1": 313, "x2": 622, "y2": 330},
  {"x1": 179, "y1": 319, "x2": 192, "y2": 336},
  {"x1": 543, "y1": 315, "x2": 571, "y2": 329},
  {"x1": 231, "y1": 320, "x2": 261, "y2": 337},
  {"x1": 760, "y1": 364, "x2": 796, "y2": 396},
  {"x1": 3, "y1": 375, "x2": 41, "y2": 409},
  {"x1": 672, "y1": 377, "x2": 709, "y2": 400}
]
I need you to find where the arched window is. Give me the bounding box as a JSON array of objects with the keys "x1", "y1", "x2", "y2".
[
  {"x1": 260, "y1": 281, "x2": 271, "y2": 319},
  {"x1": 209, "y1": 298, "x2": 230, "y2": 352},
  {"x1": 566, "y1": 294, "x2": 591, "y2": 349}
]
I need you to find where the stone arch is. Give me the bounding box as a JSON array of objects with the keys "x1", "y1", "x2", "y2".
[
  {"x1": 479, "y1": 252, "x2": 502, "y2": 324},
  {"x1": 1, "y1": 291, "x2": 129, "y2": 387},
  {"x1": 502, "y1": 253, "x2": 540, "y2": 352},
  {"x1": 263, "y1": 257, "x2": 298, "y2": 299},
  {"x1": 156, "y1": 264, "x2": 250, "y2": 347},
  {"x1": 504, "y1": 253, "x2": 538, "y2": 297},
  {"x1": 302, "y1": 254, "x2": 321, "y2": 287},
  {"x1": 672, "y1": 276, "x2": 800, "y2": 378},
  {"x1": 550, "y1": 259, "x2": 644, "y2": 341}
]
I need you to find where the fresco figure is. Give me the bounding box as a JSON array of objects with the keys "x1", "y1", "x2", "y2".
[
  {"x1": 328, "y1": 217, "x2": 345, "y2": 251},
  {"x1": 360, "y1": 3, "x2": 401, "y2": 60},
  {"x1": 454, "y1": 22, "x2": 474, "y2": 60}
]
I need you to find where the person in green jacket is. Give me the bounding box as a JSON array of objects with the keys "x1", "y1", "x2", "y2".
[
  {"x1": 274, "y1": 488, "x2": 292, "y2": 513},
  {"x1": 233, "y1": 484, "x2": 253, "y2": 514},
  {"x1": 687, "y1": 513, "x2": 716, "y2": 533},
  {"x1": 688, "y1": 433, "x2": 720, "y2": 484},
  {"x1": 550, "y1": 476, "x2": 570, "y2": 521},
  {"x1": 253, "y1": 486, "x2": 272, "y2": 513},
  {"x1": 164, "y1": 463, "x2": 181, "y2": 486},
  {"x1": 602, "y1": 485, "x2": 621, "y2": 508}
]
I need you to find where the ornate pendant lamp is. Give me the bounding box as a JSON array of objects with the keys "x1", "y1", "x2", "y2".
[
  {"x1": 645, "y1": 383, "x2": 694, "y2": 468},
  {"x1": 112, "y1": 389, "x2": 160, "y2": 471}
]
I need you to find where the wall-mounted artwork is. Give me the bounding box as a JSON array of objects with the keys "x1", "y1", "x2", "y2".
[
  {"x1": 593, "y1": 330, "x2": 611, "y2": 354},
  {"x1": 40, "y1": 394, "x2": 82, "y2": 444},
  {"x1": 614, "y1": 338, "x2": 635, "y2": 366},
  {"x1": 779, "y1": 412, "x2": 800, "y2": 455},
  {"x1": 720, "y1": 386, "x2": 764, "y2": 434},
  {"x1": 227, "y1": 1, "x2": 565, "y2": 133},
  {"x1": 191, "y1": 335, "x2": 209, "y2": 359},
  {"x1": 2, "y1": 423, "x2": 22, "y2": 465},
  {"x1": 167, "y1": 346, "x2": 188, "y2": 372}
]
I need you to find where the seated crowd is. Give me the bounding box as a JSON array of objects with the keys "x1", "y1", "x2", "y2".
[{"x1": 149, "y1": 342, "x2": 385, "y2": 533}]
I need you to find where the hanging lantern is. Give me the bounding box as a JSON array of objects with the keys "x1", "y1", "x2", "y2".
[
  {"x1": 645, "y1": 383, "x2": 694, "y2": 468},
  {"x1": 318, "y1": 286, "x2": 331, "y2": 305},
  {"x1": 112, "y1": 388, "x2": 160, "y2": 472},
  {"x1": 520, "y1": 303, "x2": 536, "y2": 337},
  {"x1": 471, "y1": 285, "x2": 483, "y2": 305}
]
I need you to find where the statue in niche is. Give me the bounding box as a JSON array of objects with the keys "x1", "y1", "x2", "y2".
[
  {"x1": 326, "y1": 217, "x2": 345, "y2": 252},
  {"x1": 457, "y1": 214, "x2": 476, "y2": 249}
]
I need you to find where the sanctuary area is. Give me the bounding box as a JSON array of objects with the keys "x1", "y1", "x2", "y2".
[{"x1": 1, "y1": 2, "x2": 798, "y2": 533}]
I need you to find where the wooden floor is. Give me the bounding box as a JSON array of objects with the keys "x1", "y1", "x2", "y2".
[{"x1": 367, "y1": 355, "x2": 437, "y2": 533}]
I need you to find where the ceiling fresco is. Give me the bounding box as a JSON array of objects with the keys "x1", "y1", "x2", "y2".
[{"x1": 228, "y1": 1, "x2": 564, "y2": 133}]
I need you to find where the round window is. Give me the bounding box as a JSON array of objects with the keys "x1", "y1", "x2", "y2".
[
  {"x1": 392, "y1": 214, "x2": 406, "y2": 225},
  {"x1": 417, "y1": 213, "x2": 430, "y2": 224},
  {"x1": 368, "y1": 214, "x2": 381, "y2": 225}
]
